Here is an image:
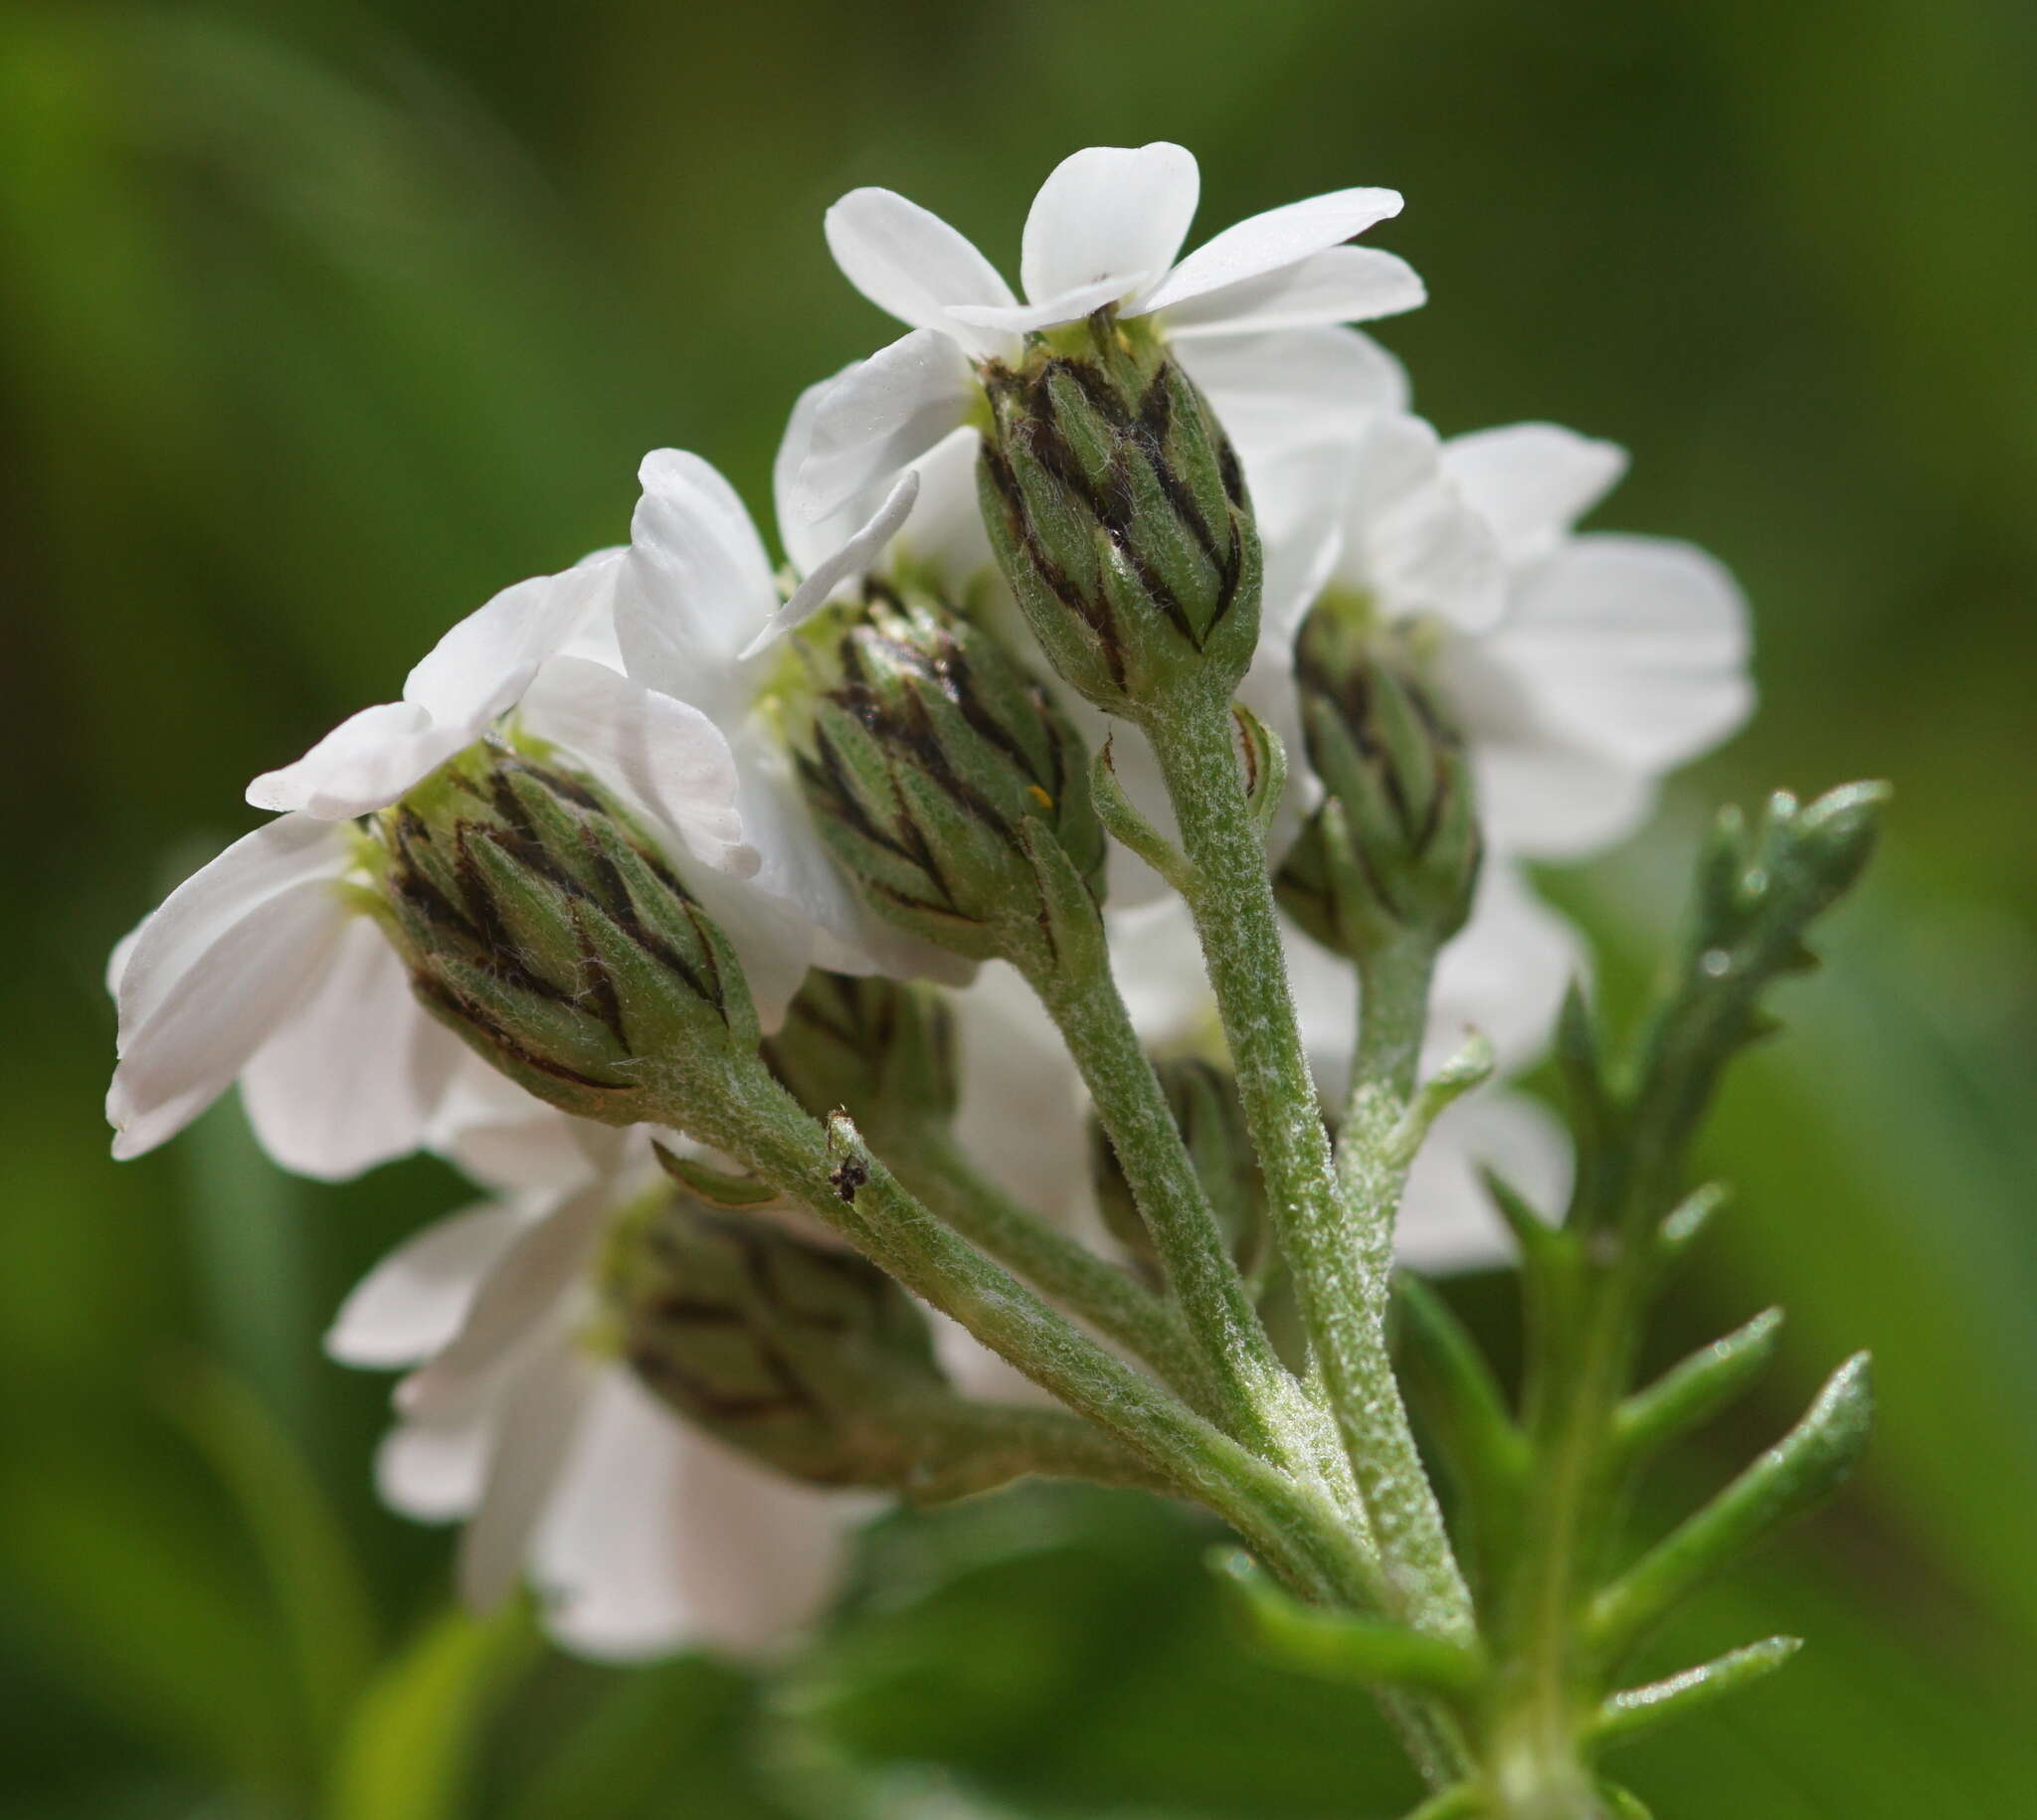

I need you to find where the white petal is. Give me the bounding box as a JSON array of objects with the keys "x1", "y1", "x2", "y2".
[
  {"x1": 1427, "y1": 862, "x2": 1581, "y2": 1077},
  {"x1": 109, "y1": 819, "x2": 355, "y2": 1160},
  {"x1": 1177, "y1": 328, "x2": 1410, "y2": 466},
  {"x1": 326, "y1": 1202, "x2": 530, "y2": 1369},
  {"x1": 426, "y1": 1068, "x2": 620, "y2": 1195},
  {"x1": 403, "y1": 563, "x2": 617, "y2": 727},
  {"x1": 111, "y1": 816, "x2": 349, "y2": 1040},
  {"x1": 518, "y1": 656, "x2": 753, "y2": 876},
  {"x1": 825, "y1": 187, "x2": 1016, "y2": 358},
  {"x1": 1110, "y1": 897, "x2": 1227, "y2": 1050},
  {"x1": 681, "y1": 858, "x2": 819, "y2": 1034},
  {"x1": 738, "y1": 469, "x2": 919, "y2": 658},
  {"x1": 1441, "y1": 425, "x2": 1629, "y2": 567},
  {"x1": 612, "y1": 450, "x2": 779, "y2": 715},
  {"x1": 534, "y1": 1370, "x2": 854, "y2": 1660},
  {"x1": 1469, "y1": 740, "x2": 1657, "y2": 859},
  {"x1": 1490, "y1": 535, "x2": 1754, "y2": 769},
  {"x1": 105, "y1": 921, "x2": 144, "y2": 999},
  {"x1": 246, "y1": 700, "x2": 467, "y2": 820},
  {"x1": 377, "y1": 1406, "x2": 493, "y2": 1523},
  {"x1": 773, "y1": 375, "x2": 855, "y2": 582},
  {"x1": 1339, "y1": 414, "x2": 1508, "y2": 634},
  {"x1": 1019, "y1": 142, "x2": 1199, "y2": 309},
  {"x1": 1398, "y1": 1091, "x2": 1571, "y2": 1274},
  {"x1": 949, "y1": 960, "x2": 1093, "y2": 1226},
  {"x1": 1135, "y1": 187, "x2": 1404, "y2": 316},
  {"x1": 1163, "y1": 247, "x2": 1424, "y2": 338},
  {"x1": 778, "y1": 386, "x2": 989, "y2": 600},
  {"x1": 458, "y1": 1334, "x2": 593, "y2": 1611},
  {"x1": 238, "y1": 919, "x2": 465, "y2": 1180},
  {"x1": 797, "y1": 331, "x2": 978, "y2": 521},
  {"x1": 399, "y1": 1183, "x2": 611, "y2": 1422},
  {"x1": 946, "y1": 273, "x2": 1153, "y2": 336},
  {"x1": 1436, "y1": 535, "x2": 1754, "y2": 856},
  {"x1": 897, "y1": 426, "x2": 999, "y2": 590}
]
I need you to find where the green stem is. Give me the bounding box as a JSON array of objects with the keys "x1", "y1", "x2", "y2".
[
  {"x1": 896, "y1": 1392, "x2": 1185, "y2": 1501},
  {"x1": 886, "y1": 1124, "x2": 1217, "y2": 1413},
  {"x1": 1151, "y1": 702, "x2": 1476, "y2": 1658},
  {"x1": 685, "y1": 1059, "x2": 1385, "y2": 1614},
  {"x1": 1024, "y1": 945, "x2": 1305, "y2": 1467}
]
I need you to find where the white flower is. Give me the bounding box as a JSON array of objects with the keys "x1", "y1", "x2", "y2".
[
  {"x1": 327, "y1": 1124, "x2": 865, "y2": 1660},
  {"x1": 531, "y1": 447, "x2": 970, "y2": 1000},
  {"x1": 107, "y1": 454, "x2": 943, "y2": 1175},
  {"x1": 796, "y1": 142, "x2": 1419, "y2": 522},
  {"x1": 1249, "y1": 416, "x2": 1755, "y2": 862},
  {"x1": 105, "y1": 814, "x2": 473, "y2": 1176},
  {"x1": 1109, "y1": 862, "x2": 1580, "y2": 1272}
]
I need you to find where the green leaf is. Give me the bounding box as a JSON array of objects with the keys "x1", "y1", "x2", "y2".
[
  {"x1": 1591, "y1": 1354, "x2": 1873, "y2": 1660},
  {"x1": 1393, "y1": 1274, "x2": 1526, "y2": 1566},
  {"x1": 1208, "y1": 1550, "x2": 1483, "y2": 1697},
  {"x1": 1591, "y1": 1636, "x2": 1802, "y2": 1749},
  {"x1": 161, "y1": 1362, "x2": 378, "y2": 1761},
  {"x1": 327, "y1": 1605, "x2": 538, "y2": 1820},
  {"x1": 1612, "y1": 1308, "x2": 1786, "y2": 1464}
]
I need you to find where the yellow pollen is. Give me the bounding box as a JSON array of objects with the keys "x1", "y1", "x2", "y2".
[{"x1": 1027, "y1": 785, "x2": 1055, "y2": 810}]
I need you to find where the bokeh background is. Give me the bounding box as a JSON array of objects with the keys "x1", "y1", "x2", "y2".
[{"x1": 4, "y1": 1, "x2": 2034, "y2": 1814}]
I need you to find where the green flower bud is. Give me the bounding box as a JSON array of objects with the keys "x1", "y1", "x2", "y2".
[
  {"x1": 976, "y1": 309, "x2": 1261, "y2": 722},
  {"x1": 763, "y1": 970, "x2": 959, "y2": 1132},
  {"x1": 787, "y1": 579, "x2": 1106, "y2": 972},
  {"x1": 603, "y1": 1190, "x2": 948, "y2": 1490},
  {"x1": 373, "y1": 743, "x2": 757, "y2": 1126},
  {"x1": 1276, "y1": 610, "x2": 1481, "y2": 961},
  {"x1": 1090, "y1": 1057, "x2": 1268, "y2": 1289}
]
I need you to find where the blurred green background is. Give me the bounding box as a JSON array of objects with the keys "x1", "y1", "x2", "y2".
[{"x1": 3, "y1": 1, "x2": 2033, "y2": 1814}]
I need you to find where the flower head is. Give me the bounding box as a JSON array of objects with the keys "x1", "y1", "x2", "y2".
[
  {"x1": 326, "y1": 1125, "x2": 864, "y2": 1659},
  {"x1": 797, "y1": 143, "x2": 1420, "y2": 524},
  {"x1": 1247, "y1": 416, "x2": 1754, "y2": 863},
  {"x1": 107, "y1": 449, "x2": 956, "y2": 1174}
]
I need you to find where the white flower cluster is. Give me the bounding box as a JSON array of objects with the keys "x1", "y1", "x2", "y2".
[{"x1": 105, "y1": 145, "x2": 1749, "y2": 1662}]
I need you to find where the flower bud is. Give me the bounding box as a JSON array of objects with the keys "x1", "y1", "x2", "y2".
[
  {"x1": 603, "y1": 1189, "x2": 950, "y2": 1490},
  {"x1": 787, "y1": 580, "x2": 1106, "y2": 972},
  {"x1": 373, "y1": 743, "x2": 757, "y2": 1126},
  {"x1": 1089, "y1": 1057, "x2": 1268, "y2": 1288},
  {"x1": 1276, "y1": 610, "x2": 1481, "y2": 961},
  {"x1": 762, "y1": 970, "x2": 959, "y2": 1132},
  {"x1": 976, "y1": 310, "x2": 1261, "y2": 722}
]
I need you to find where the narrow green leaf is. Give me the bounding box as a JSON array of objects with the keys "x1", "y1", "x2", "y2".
[
  {"x1": 1229, "y1": 701, "x2": 1288, "y2": 839},
  {"x1": 1479, "y1": 1166, "x2": 1569, "y2": 1274},
  {"x1": 1402, "y1": 1785, "x2": 1484, "y2": 1820},
  {"x1": 1089, "y1": 736, "x2": 1193, "y2": 894},
  {"x1": 1591, "y1": 1635, "x2": 1803, "y2": 1748},
  {"x1": 327, "y1": 1605, "x2": 538, "y2": 1820},
  {"x1": 1208, "y1": 1550, "x2": 1484, "y2": 1696},
  {"x1": 161, "y1": 1363, "x2": 378, "y2": 1762},
  {"x1": 1394, "y1": 1274, "x2": 1526, "y2": 1537},
  {"x1": 1591, "y1": 1354, "x2": 1873, "y2": 1660},
  {"x1": 1656, "y1": 1181, "x2": 1730, "y2": 1266},
  {"x1": 652, "y1": 1143, "x2": 783, "y2": 1209},
  {"x1": 1613, "y1": 1307, "x2": 1785, "y2": 1462}
]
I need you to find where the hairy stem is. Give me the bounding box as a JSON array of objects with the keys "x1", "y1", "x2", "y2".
[
  {"x1": 1151, "y1": 702, "x2": 1476, "y2": 1656},
  {"x1": 683, "y1": 1058, "x2": 1386, "y2": 1614},
  {"x1": 1024, "y1": 945, "x2": 1306, "y2": 1467},
  {"x1": 886, "y1": 1124, "x2": 1218, "y2": 1413}
]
